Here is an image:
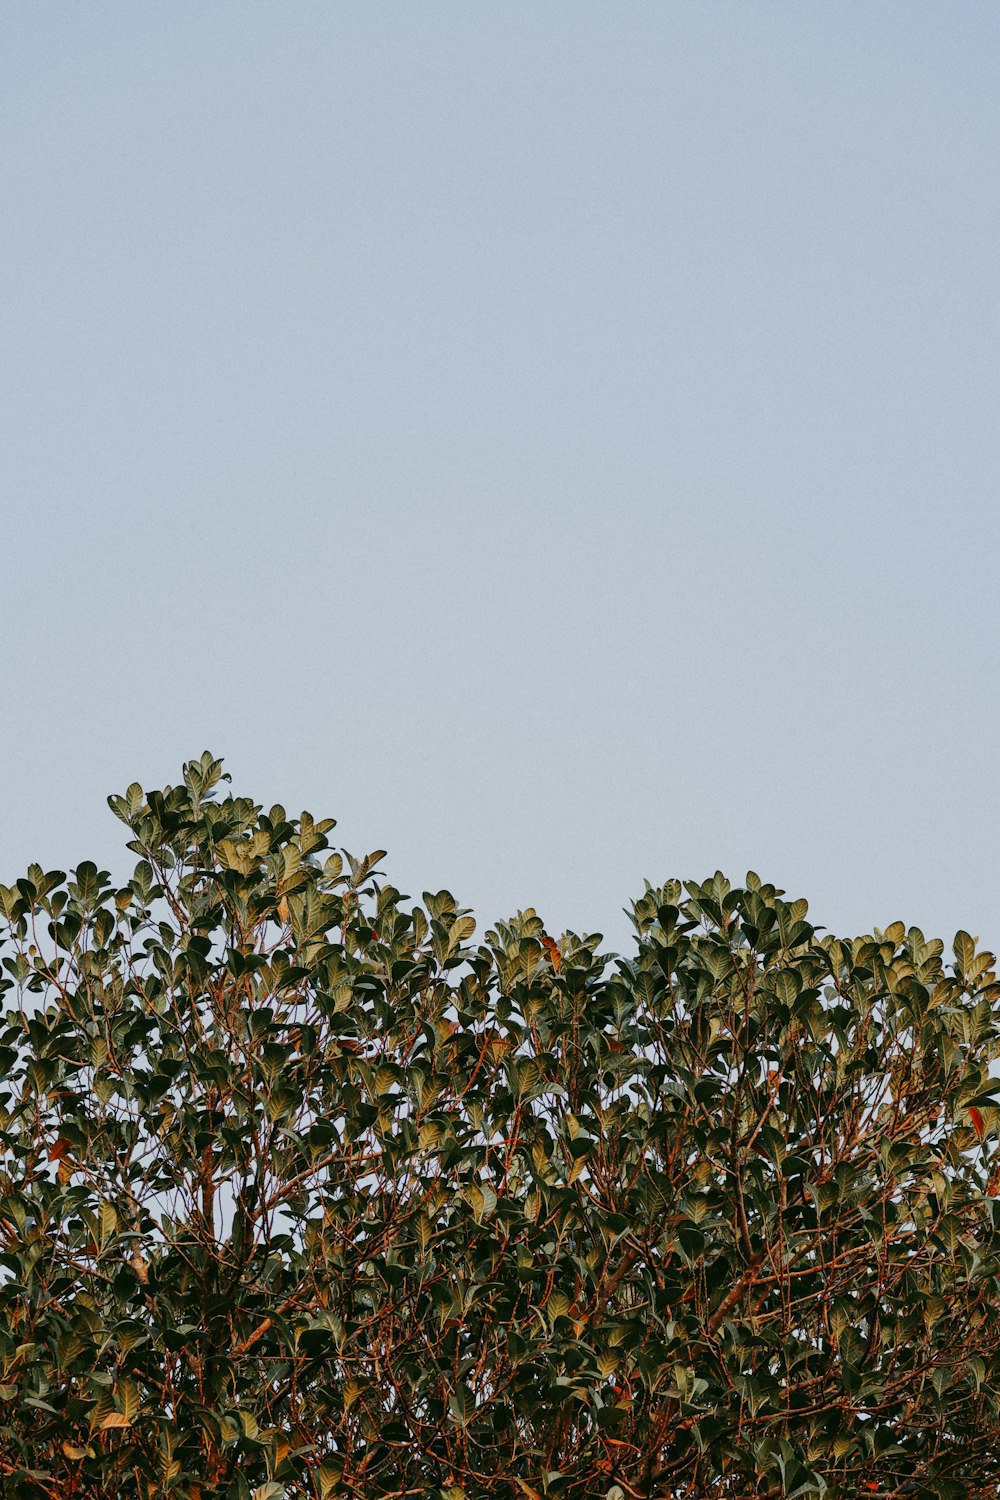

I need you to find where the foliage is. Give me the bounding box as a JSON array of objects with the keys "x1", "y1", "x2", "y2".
[{"x1": 0, "y1": 754, "x2": 999, "y2": 1500}]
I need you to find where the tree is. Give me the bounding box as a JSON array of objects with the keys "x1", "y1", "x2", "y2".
[{"x1": 0, "y1": 753, "x2": 998, "y2": 1500}]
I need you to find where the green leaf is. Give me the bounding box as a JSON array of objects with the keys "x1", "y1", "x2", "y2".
[{"x1": 98, "y1": 1202, "x2": 118, "y2": 1247}]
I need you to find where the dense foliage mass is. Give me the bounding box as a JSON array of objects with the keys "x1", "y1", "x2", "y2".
[{"x1": 0, "y1": 755, "x2": 999, "y2": 1500}]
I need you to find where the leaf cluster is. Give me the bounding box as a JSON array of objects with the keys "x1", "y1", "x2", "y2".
[{"x1": 0, "y1": 756, "x2": 999, "y2": 1500}]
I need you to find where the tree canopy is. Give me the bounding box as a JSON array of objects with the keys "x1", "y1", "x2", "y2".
[{"x1": 0, "y1": 753, "x2": 999, "y2": 1500}]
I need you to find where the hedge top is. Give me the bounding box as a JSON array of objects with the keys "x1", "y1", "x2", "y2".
[{"x1": 0, "y1": 752, "x2": 998, "y2": 1500}]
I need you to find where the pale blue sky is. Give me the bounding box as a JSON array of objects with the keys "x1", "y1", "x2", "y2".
[{"x1": 3, "y1": 4, "x2": 998, "y2": 953}]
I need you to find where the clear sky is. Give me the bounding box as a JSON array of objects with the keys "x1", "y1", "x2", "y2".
[{"x1": 2, "y1": 4, "x2": 998, "y2": 955}]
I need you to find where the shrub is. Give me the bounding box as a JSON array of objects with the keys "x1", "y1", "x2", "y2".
[{"x1": 0, "y1": 753, "x2": 998, "y2": 1499}]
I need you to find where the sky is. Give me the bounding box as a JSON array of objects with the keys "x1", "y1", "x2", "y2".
[{"x1": 2, "y1": 3, "x2": 999, "y2": 956}]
